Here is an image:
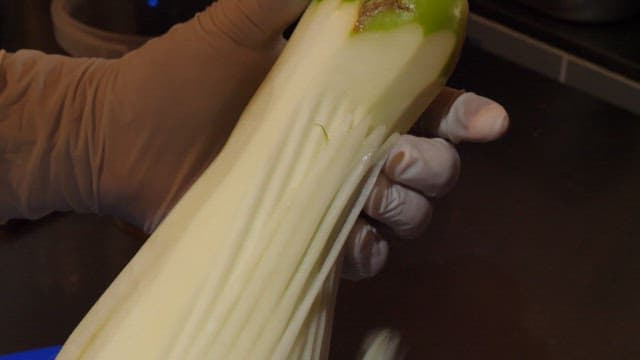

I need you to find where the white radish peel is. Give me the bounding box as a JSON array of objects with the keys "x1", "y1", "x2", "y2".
[{"x1": 57, "y1": 0, "x2": 468, "y2": 358}]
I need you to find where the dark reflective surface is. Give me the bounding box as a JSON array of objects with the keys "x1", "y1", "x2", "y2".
[
  {"x1": 331, "y1": 45, "x2": 640, "y2": 359},
  {"x1": 470, "y1": 0, "x2": 640, "y2": 81},
  {"x1": 0, "y1": 214, "x2": 143, "y2": 353},
  {"x1": 1, "y1": 45, "x2": 639, "y2": 358}
]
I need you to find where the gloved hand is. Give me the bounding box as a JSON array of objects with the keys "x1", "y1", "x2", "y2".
[
  {"x1": 0, "y1": 0, "x2": 508, "y2": 279},
  {"x1": 1, "y1": 0, "x2": 306, "y2": 229},
  {"x1": 342, "y1": 90, "x2": 508, "y2": 280}
]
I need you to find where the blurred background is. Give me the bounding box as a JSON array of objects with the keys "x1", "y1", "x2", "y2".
[
  {"x1": 0, "y1": 0, "x2": 207, "y2": 51},
  {"x1": 1, "y1": 0, "x2": 639, "y2": 358}
]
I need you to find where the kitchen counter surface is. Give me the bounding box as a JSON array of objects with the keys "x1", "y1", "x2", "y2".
[
  {"x1": 332, "y1": 44, "x2": 640, "y2": 359},
  {"x1": 2, "y1": 44, "x2": 639, "y2": 358},
  {"x1": 470, "y1": 0, "x2": 640, "y2": 81}
]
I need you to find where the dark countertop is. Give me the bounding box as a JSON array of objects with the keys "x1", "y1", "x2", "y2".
[
  {"x1": 2, "y1": 44, "x2": 640, "y2": 358},
  {"x1": 332, "y1": 45, "x2": 640, "y2": 359},
  {"x1": 469, "y1": 0, "x2": 640, "y2": 81}
]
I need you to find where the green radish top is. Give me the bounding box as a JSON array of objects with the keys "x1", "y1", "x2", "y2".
[{"x1": 352, "y1": 0, "x2": 468, "y2": 35}]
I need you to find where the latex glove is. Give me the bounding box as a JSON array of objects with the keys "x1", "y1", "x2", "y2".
[
  {"x1": 342, "y1": 90, "x2": 509, "y2": 280},
  {"x1": 0, "y1": 0, "x2": 309, "y2": 229}
]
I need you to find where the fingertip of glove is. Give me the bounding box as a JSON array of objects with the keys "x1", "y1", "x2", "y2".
[
  {"x1": 475, "y1": 101, "x2": 510, "y2": 142},
  {"x1": 343, "y1": 223, "x2": 389, "y2": 281},
  {"x1": 448, "y1": 93, "x2": 509, "y2": 143}
]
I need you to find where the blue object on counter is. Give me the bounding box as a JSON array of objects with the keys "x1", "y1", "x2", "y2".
[{"x1": 0, "y1": 346, "x2": 61, "y2": 360}]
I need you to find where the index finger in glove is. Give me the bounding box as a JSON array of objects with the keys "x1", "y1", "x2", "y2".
[{"x1": 416, "y1": 87, "x2": 509, "y2": 143}]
